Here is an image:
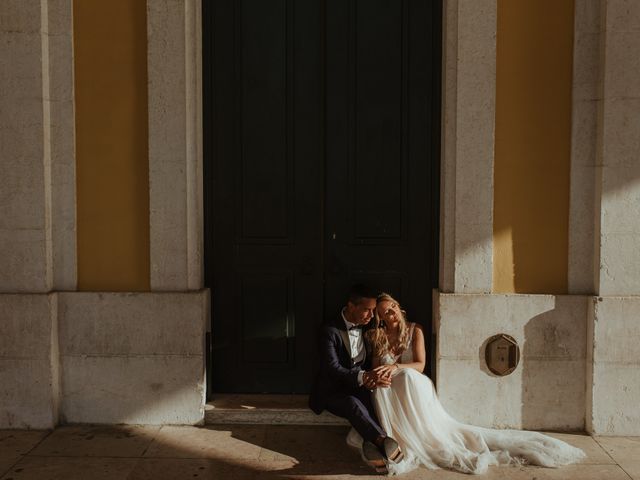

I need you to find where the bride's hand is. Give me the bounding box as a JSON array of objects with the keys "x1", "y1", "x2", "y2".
[
  {"x1": 363, "y1": 369, "x2": 392, "y2": 389},
  {"x1": 373, "y1": 364, "x2": 399, "y2": 379}
]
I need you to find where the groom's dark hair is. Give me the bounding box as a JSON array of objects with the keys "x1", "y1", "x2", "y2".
[{"x1": 347, "y1": 284, "x2": 378, "y2": 305}]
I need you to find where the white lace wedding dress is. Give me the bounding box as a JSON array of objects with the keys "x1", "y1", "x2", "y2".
[{"x1": 347, "y1": 323, "x2": 586, "y2": 475}]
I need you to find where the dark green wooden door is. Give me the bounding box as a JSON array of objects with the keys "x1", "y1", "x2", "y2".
[{"x1": 204, "y1": 0, "x2": 440, "y2": 393}]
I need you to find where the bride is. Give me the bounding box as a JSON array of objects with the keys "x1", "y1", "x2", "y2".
[{"x1": 346, "y1": 292, "x2": 586, "y2": 475}]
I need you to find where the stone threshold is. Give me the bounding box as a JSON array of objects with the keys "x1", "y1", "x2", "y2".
[{"x1": 205, "y1": 394, "x2": 348, "y2": 425}]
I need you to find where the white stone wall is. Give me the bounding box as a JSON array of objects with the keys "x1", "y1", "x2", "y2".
[
  {"x1": 596, "y1": 0, "x2": 640, "y2": 296},
  {"x1": 0, "y1": 0, "x2": 76, "y2": 293},
  {"x1": 48, "y1": 0, "x2": 77, "y2": 291},
  {"x1": 568, "y1": 0, "x2": 600, "y2": 294},
  {"x1": 148, "y1": 0, "x2": 203, "y2": 291},
  {"x1": 436, "y1": 294, "x2": 587, "y2": 430},
  {"x1": 587, "y1": 297, "x2": 640, "y2": 435},
  {"x1": 585, "y1": 0, "x2": 640, "y2": 435},
  {"x1": 436, "y1": 0, "x2": 640, "y2": 436},
  {"x1": 437, "y1": 0, "x2": 589, "y2": 434},
  {"x1": 3, "y1": 0, "x2": 640, "y2": 433},
  {"x1": 440, "y1": 0, "x2": 496, "y2": 294},
  {"x1": 0, "y1": 0, "x2": 75, "y2": 429},
  {"x1": 1, "y1": 1, "x2": 53, "y2": 292},
  {"x1": 0, "y1": 0, "x2": 208, "y2": 428},
  {"x1": 0, "y1": 292, "x2": 207, "y2": 428},
  {"x1": 58, "y1": 292, "x2": 208, "y2": 425},
  {"x1": 0, "y1": 295, "x2": 59, "y2": 429}
]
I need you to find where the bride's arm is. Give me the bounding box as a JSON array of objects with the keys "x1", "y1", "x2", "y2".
[{"x1": 396, "y1": 324, "x2": 426, "y2": 373}]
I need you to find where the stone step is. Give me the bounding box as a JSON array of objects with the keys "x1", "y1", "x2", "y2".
[{"x1": 205, "y1": 394, "x2": 348, "y2": 426}]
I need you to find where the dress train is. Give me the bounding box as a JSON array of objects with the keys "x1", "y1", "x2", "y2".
[{"x1": 347, "y1": 368, "x2": 586, "y2": 475}]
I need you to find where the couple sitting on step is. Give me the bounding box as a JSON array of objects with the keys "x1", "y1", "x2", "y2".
[{"x1": 309, "y1": 284, "x2": 585, "y2": 475}]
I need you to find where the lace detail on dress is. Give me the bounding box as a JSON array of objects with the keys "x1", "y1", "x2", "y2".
[
  {"x1": 380, "y1": 322, "x2": 416, "y2": 366},
  {"x1": 398, "y1": 323, "x2": 415, "y2": 364}
]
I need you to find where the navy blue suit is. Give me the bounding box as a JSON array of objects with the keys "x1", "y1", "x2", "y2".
[{"x1": 309, "y1": 315, "x2": 385, "y2": 443}]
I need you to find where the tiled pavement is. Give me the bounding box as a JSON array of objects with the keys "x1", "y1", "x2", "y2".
[{"x1": 0, "y1": 425, "x2": 638, "y2": 480}]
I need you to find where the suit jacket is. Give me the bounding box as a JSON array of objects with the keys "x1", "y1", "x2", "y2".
[{"x1": 308, "y1": 314, "x2": 372, "y2": 414}]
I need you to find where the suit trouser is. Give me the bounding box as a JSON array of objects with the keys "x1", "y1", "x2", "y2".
[{"x1": 325, "y1": 388, "x2": 385, "y2": 444}]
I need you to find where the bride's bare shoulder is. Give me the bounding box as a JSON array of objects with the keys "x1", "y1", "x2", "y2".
[
  {"x1": 410, "y1": 323, "x2": 425, "y2": 343},
  {"x1": 408, "y1": 321, "x2": 423, "y2": 332}
]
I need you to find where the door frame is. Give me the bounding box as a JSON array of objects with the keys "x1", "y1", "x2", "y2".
[{"x1": 201, "y1": 0, "x2": 442, "y2": 400}]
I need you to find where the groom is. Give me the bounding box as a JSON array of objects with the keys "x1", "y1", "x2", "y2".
[{"x1": 309, "y1": 284, "x2": 404, "y2": 473}]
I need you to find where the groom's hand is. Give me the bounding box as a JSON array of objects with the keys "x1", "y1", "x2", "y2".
[{"x1": 363, "y1": 370, "x2": 392, "y2": 389}]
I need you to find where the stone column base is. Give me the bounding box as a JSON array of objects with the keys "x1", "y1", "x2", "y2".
[
  {"x1": 435, "y1": 292, "x2": 587, "y2": 431},
  {"x1": 0, "y1": 290, "x2": 208, "y2": 428},
  {"x1": 587, "y1": 296, "x2": 640, "y2": 435}
]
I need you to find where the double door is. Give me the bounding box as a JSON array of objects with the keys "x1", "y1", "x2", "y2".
[{"x1": 204, "y1": 0, "x2": 440, "y2": 393}]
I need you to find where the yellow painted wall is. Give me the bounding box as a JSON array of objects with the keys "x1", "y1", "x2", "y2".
[
  {"x1": 74, "y1": 0, "x2": 150, "y2": 291},
  {"x1": 494, "y1": 0, "x2": 574, "y2": 294}
]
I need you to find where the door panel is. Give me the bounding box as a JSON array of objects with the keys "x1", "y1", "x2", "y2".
[
  {"x1": 239, "y1": 0, "x2": 291, "y2": 240},
  {"x1": 205, "y1": 0, "x2": 439, "y2": 393},
  {"x1": 240, "y1": 273, "x2": 293, "y2": 364},
  {"x1": 324, "y1": 0, "x2": 434, "y2": 333},
  {"x1": 209, "y1": 0, "x2": 323, "y2": 393}
]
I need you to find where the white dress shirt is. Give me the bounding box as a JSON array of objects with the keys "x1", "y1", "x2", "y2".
[{"x1": 341, "y1": 309, "x2": 366, "y2": 386}]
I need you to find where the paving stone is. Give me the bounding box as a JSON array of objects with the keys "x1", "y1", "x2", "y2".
[
  {"x1": 128, "y1": 458, "x2": 298, "y2": 480},
  {"x1": 0, "y1": 430, "x2": 50, "y2": 478},
  {"x1": 212, "y1": 458, "x2": 301, "y2": 478},
  {"x1": 126, "y1": 458, "x2": 219, "y2": 480},
  {"x1": 596, "y1": 437, "x2": 640, "y2": 480},
  {"x1": 260, "y1": 425, "x2": 358, "y2": 463},
  {"x1": 0, "y1": 456, "x2": 138, "y2": 480},
  {"x1": 144, "y1": 425, "x2": 266, "y2": 460},
  {"x1": 545, "y1": 432, "x2": 615, "y2": 464},
  {"x1": 488, "y1": 463, "x2": 633, "y2": 480},
  {"x1": 0, "y1": 457, "x2": 21, "y2": 479},
  {"x1": 29, "y1": 426, "x2": 159, "y2": 458},
  {"x1": 621, "y1": 461, "x2": 640, "y2": 480},
  {"x1": 614, "y1": 460, "x2": 640, "y2": 480},
  {"x1": 0, "y1": 431, "x2": 50, "y2": 457},
  {"x1": 596, "y1": 436, "x2": 640, "y2": 462},
  {"x1": 394, "y1": 464, "x2": 632, "y2": 480},
  {"x1": 2, "y1": 426, "x2": 638, "y2": 480}
]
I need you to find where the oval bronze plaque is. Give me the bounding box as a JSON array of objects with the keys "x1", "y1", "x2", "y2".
[{"x1": 485, "y1": 334, "x2": 520, "y2": 376}]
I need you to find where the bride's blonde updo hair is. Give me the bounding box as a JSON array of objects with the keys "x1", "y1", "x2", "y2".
[{"x1": 366, "y1": 292, "x2": 411, "y2": 358}]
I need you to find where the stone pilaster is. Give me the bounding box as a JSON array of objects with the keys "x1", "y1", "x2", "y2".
[
  {"x1": 440, "y1": 0, "x2": 496, "y2": 294},
  {"x1": 148, "y1": 0, "x2": 203, "y2": 291},
  {"x1": 587, "y1": 0, "x2": 640, "y2": 435},
  {"x1": 0, "y1": 0, "x2": 75, "y2": 428}
]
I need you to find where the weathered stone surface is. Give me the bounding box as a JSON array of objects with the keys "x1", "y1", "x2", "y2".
[
  {"x1": 61, "y1": 355, "x2": 204, "y2": 425},
  {"x1": 30, "y1": 426, "x2": 159, "y2": 457},
  {"x1": 58, "y1": 292, "x2": 206, "y2": 356},
  {"x1": 2, "y1": 456, "x2": 139, "y2": 480},
  {"x1": 47, "y1": 0, "x2": 77, "y2": 291},
  {"x1": 148, "y1": 0, "x2": 203, "y2": 291},
  {"x1": 0, "y1": 0, "x2": 76, "y2": 292},
  {"x1": 438, "y1": 294, "x2": 586, "y2": 359},
  {"x1": 437, "y1": 294, "x2": 587, "y2": 430},
  {"x1": 569, "y1": 0, "x2": 601, "y2": 294},
  {"x1": 597, "y1": 1, "x2": 640, "y2": 296},
  {"x1": 588, "y1": 297, "x2": 640, "y2": 435},
  {"x1": 0, "y1": 295, "x2": 58, "y2": 429},
  {"x1": 440, "y1": 0, "x2": 495, "y2": 293},
  {"x1": 0, "y1": 7, "x2": 49, "y2": 292},
  {"x1": 1, "y1": 291, "x2": 208, "y2": 427},
  {"x1": 58, "y1": 291, "x2": 208, "y2": 425}
]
